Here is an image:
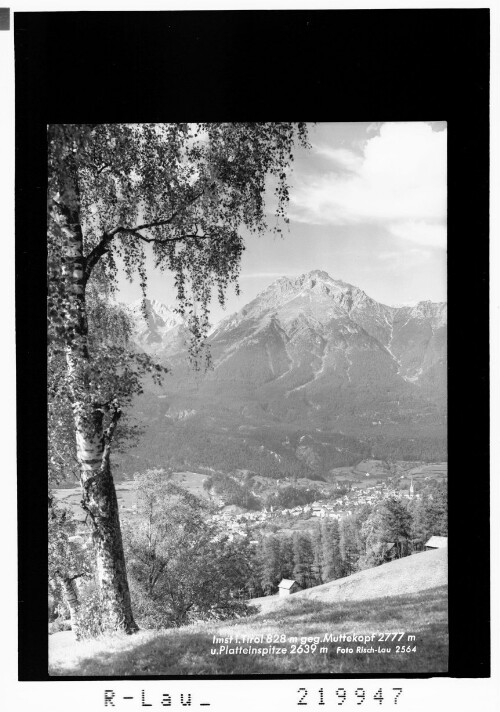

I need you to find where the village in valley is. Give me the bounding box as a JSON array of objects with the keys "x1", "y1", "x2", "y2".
[
  {"x1": 53, "y1": 458, "x2": 447, "y2": 545},
  {"x1": 207, "y1": 461, "x2": 446, "y2": 540},
  {"x1": 213, "y1": 475, "x2": 427, "y2": 537}
]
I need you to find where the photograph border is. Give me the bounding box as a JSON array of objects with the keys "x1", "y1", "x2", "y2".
[{"x1": 14, "y1": 8, "x2": 490, "y2": 681}]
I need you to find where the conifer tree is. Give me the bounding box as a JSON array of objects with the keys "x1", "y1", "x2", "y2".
[
  {"x1": 260, "y1": 535, "x2": 282, "y2": 595},
  {"x1": 409, "y1": 483, "x2": 447, "y2": 544},
  {"x1": 321, "y1": 519, "x2": 343, "y2": 582},
  {"x1": 339, "y1": 516, "x2": 361, "y2": 575},
  {"x1": 378, "y1": 497, "x2": 412, "y2": 558},
  {"x1": 311, "y1": 526, "x2": 323, "y2": 585},
  {"x1": 279, "y1": 536, "x2": 295, "y2": 581},
  {"x1": 293, "y1": 533, "x2": 313, "y2": 589}
]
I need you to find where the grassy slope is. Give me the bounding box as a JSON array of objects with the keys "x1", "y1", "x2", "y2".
[
  {"x1": 252, "y1": 548, "x2": 447, "y2": 613},
  {"x1": 49, "y1": 551, "x2": 448, "y2": 676}
]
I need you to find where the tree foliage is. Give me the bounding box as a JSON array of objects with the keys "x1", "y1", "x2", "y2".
[
  {"x1": 321, "y1": 519, "x2": 343, "y2": 582},
  {"x1": 259, "y1": 535, "x2": 282, "y2": 595},
  {"x1": 204, "y1": 473, "x2": 260, "y2": 510},
  {"x1": 292, "y1": 533, "x2": 314, "y2": 588},
  {"x1": 47, "y1": 122, "x2": 310, "y2": 633},
  {"x1": 266, "y1": 485, "x2": 320, "y2": 510},
  {"x1": 48, "y1": 122, "x2": 310, "y2": 479},
  {"x1": 409, "y1": 482, "x2": 447, "y2": 543},
  {"x1": 358, "y1": 497, "x2": 413, "y2": 564},
  {"x1": 48, "y1": 496, "x2": 97, "y2": 638},
  {"x1": 123, "y1": 470, "x2": 254, "y2": 627},
  {"x1": 48, "y1": 287, "x2": 155, "y2": 484},
  {"x1": 48, "y1": 498, "x2": 91, "y2": 599},
  {"x1": 48, "y1": 122, "x2": 309, "y2": 362}
]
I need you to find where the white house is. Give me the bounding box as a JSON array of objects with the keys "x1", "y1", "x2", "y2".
[
  {"x1": 278, "y1": 579, "x2": 302, "y2": 597},
  {"x1": 425, "y1": 536, "x2": 448, "y2": 549}
]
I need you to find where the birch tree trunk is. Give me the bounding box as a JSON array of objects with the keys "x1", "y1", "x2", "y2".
[
  {"x1": 51, "y1": 181, "x2": 138, "y2": 634},
  {"x1": 61, "y1": 576, "x2": 82, "y2": 640}
]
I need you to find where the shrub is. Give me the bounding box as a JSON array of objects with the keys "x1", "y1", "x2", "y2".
[
  {"x1": 49, "y1": 617, "x2": 72, "y2": 634},
  {"x1": 123, "y1": 470, "x2": 256, "y2": 628}
]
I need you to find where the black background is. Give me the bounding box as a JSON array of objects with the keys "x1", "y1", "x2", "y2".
[{"x1": 15, "y1": 10, "x2": 490, "y2": 681}]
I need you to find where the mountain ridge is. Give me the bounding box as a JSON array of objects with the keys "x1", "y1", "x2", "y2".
[
  {"x1": 206, "y1": 270, "x2": 446, "y2": 387},
  {"x1": 117, "y1": 270, "x2": 447, "y2": 476},
  {"x1": 124, "y1": 270, "x2": 446, "y2": 342}
]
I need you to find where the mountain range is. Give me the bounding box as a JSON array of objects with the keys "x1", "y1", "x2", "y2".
[{"x1": 118, "y1": 271, "x2": 447, "y2": 478}]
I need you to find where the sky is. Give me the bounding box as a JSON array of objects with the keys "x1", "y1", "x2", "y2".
[{"x1": 117, "y1": 121, "x2": 447, "y2": 325}]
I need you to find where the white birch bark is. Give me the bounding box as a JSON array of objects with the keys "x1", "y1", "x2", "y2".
[{"x1": 51, "y1": 179, "x2": 138, "y2": 634}]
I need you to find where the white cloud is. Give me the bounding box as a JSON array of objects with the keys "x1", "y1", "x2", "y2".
[
  {"x1": 389, "y1": 221, "x2": 447, "y2": 250},
  {"x1": 377, "y1": 246, "x2": 432, "y2": 269},
  {"x1": 290, "y1": 122, "x2": 447, "y2": 249},
  {"x1": 367, "y1": 122, "x2": 383, "y2": 134},
  {"x1": 314, "y1": 146, "x2": 363, "y2": 173}
]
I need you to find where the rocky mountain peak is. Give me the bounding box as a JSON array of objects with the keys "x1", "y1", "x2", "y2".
[
  {"x1": 124, "y1": 297, "x2": 185, "y2": 353},
  {"x1": 410, "y1": 300, "x2": 447, "y2": 321},
  {"x1": 249, "y1": 270, "x2": 350, "y2": 307},
  {"x1": 217, "y1": 271, "x2": 380, "y2": 336},
  {"x1": 270, "y1": 270, "x2": 352, "y2": 293},
  {"x1": 127, "y1": 298, "x2": 182, "y2": 327}
]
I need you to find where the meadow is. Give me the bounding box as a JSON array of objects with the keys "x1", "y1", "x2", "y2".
[{"x1": 49, "y1": 584, "x2": 448, "y2": 676}]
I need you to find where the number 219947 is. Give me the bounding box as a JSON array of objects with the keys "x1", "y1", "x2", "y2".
[{"x1": 297, "y1": 687, "x2": 403, "y2": 706}]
